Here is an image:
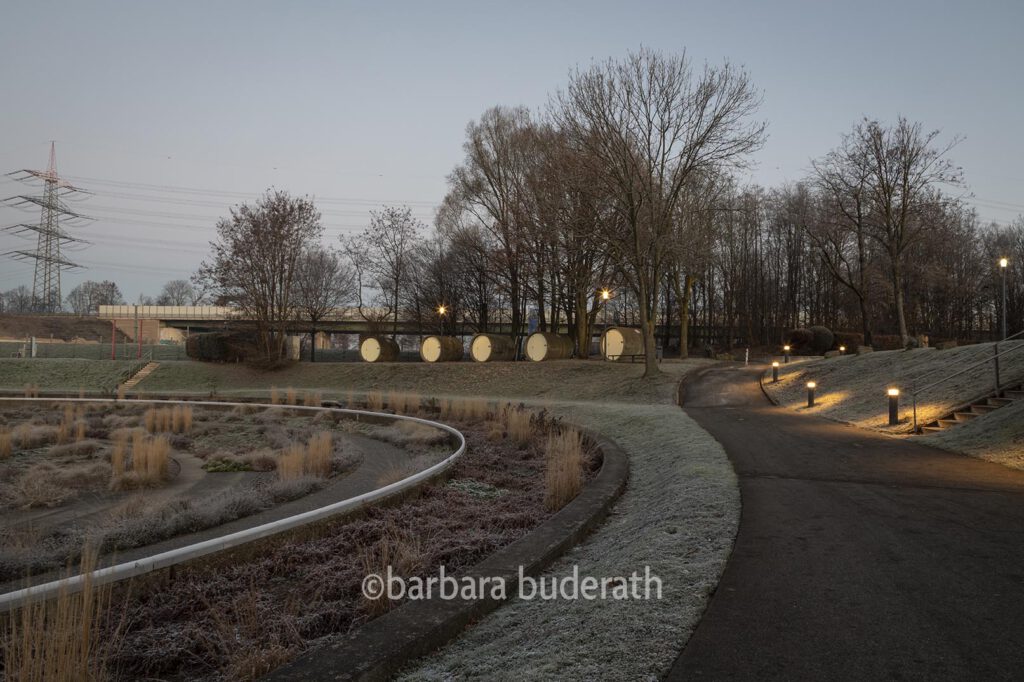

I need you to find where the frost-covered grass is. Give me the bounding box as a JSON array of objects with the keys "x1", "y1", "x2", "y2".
[
  {"x1": 920, "y1": 398, "x2": 1024, "y2": 471},
  {"x1": 398, "y1": 362, "x2": 738, "y2": 681},
  {"x1": 762, "y1": 343, "x2": 1024, "y2": 432},
  {"x1": 0, "y1": 358, "x2": 137, "y2": 394}
]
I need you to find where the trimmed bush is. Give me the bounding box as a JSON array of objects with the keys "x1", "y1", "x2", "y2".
[
  {"x1": 834, "y1": 331, "x2": 864, "y2": 350},
  {"x1": 788, "y1": 328, "x2": 813, "y2": 350},
  {"x1": 808, "y1": 326, "x2": 834, "y2": 354}
]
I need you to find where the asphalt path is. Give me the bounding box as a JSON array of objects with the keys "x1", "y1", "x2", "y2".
[{"x1": 668, "y1": 363, "x2": 1024, "y2": 681}]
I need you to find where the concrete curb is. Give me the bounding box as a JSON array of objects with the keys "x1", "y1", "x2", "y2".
[
  {"x1": 264, "y1": 430, "x2": 630, "y2": 682},
  {"x1": 0, "y1": 397, "x2": 465, "y2": 613},
  {"x1": 758, "y1": 369, "x2": 781, "y2": 405}
]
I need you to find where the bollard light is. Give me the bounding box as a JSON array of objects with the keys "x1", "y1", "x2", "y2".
[
  {"x1": 772, "y1": 361, "x2": 780, "y2": 383},
  {"x1": 887, "y1": 388, "x2": 900, "y2": 426},
  {"x1": 784, "y1": 345, "x2": 791, "y2": 363},
  {"x1": 806, "y1": 381, "x2": 816, "y2": 407},
  {"x1": 839, "y1": 345, "x2": 846, "y2": 353}
]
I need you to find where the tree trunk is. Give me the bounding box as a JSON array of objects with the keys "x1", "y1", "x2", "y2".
[
  {"x1": 309, "y1": 329, "x2": 316, "y2": 362},
  {"x1": 892, "y1": 257, "x2": 910, "y2": 346},
  {"x1": 676, "y1": 273, "x2": 694, "y2": 358},
  {"x1": 574, "y1": 292, "x2": 590, "y2": 358},
  {"x1": 638, "y1": 281, "x2": 660, "y2": 377}
]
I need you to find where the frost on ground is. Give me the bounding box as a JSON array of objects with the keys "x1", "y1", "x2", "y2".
[
  {"x1": 398, "y1": 366, "x2": 738, "y2": 681},
  {"x1": 920, "y1": 398, "x2": 1024, "y2": 471},
  {"x1": 763, "y1": 343, "x2": 1024, "y2": 432}
]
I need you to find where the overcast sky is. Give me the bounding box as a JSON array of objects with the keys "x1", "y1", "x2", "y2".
[{"x1": 2, "y1": 0, "x2": 1022, "y2": 302}]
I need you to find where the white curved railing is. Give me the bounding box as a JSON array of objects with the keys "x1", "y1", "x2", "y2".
[{"x1": 0, "y1": 397, "x2": 466, "y2": 612}]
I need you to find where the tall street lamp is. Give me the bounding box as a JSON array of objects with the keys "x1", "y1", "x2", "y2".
[
  {"x1": 437, "y1": 304, "x2": 447, "y2": 336},
  {"x1": 1000, "y1": 258, "x2": 1009, "y2": 340}
]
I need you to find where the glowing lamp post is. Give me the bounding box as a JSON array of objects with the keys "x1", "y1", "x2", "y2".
[
  {"x1": 784, "y1": 345, "x2": 791, "y2": 364},
  {"x1": 839, "y1": 345, "x2": 846, "y2": 354},
  {"x1": 887, "y1": 388, "x2": 900, "y2": 426},
  {"x1": 1000, "y1": 258, "x2": 1009, "y2": 341},
  {"x1": 600, "y1": 288, "x2": 612, "y2": 330},
  {"x1": 806, "y1": 381, "x2": 816, "y2": 408},
  {"x1": 772, "y1": 361, "x2": 780, "y2": 382},
  {"x1": 437, "y1": 305, "x2": 447, "y2": 335}
]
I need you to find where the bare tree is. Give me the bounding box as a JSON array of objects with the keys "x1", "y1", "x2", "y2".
[
  {"x1": 852, "y1": 117, "x2": 963, "y2": 345},
  {"x1": 554, "y1": 48, "x2": 766, "y2": 376},
  {"x1": 343, "y1": 206, "x2": 423, "y2": 335},
  {"x1": 293, "y1": 247, "x2": 356, "y2": 361},
  {"x1": 156, "y1": 279, "x2": 197, "y2": 306},
  {"x1": 197, "y1": 190, "x2": 323, "y2": 363},
  {"x1": 64, "y1": 280, "x2": 124, "y2": 315},
  {"x1": 3, "y1": 285, "x2": 33, "y2": 313},
  {"x1": 445, "y1": 106, "x2": 536, "y2": 339}
]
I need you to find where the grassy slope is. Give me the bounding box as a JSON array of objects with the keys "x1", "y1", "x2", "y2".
[
  {"x1": 0, "y1": 359, "x2": 138, "y2": 393},
  {"x1": 134, "y1": 358, "x2": 687, "y2": 403},
  {"x1": 920, "y1": 398, "x2": 1024, "y2": 471},
  {"x1": 762, "y1": 343, "x2": 1024, "y2": 433}
]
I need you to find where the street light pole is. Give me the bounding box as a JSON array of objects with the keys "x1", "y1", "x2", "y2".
[{"x1": 1000, "y1": 258, "x2": 1008, "y2": 340}]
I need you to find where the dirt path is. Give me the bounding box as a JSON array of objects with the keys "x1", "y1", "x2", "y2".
[{"x1": 669, "y1": 364, "x2": 1024, "y2": 680}]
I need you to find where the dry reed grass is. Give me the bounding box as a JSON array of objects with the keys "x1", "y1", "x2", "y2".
[
  {"x1": 22, "y1": 384, "x2": 40, "y2": 398},
  {"x1": 270, "y1": 386, "x2": 280, "y2": 405},
  {"x1": 302, "y1": 391, "x2": 322, "y2": 407},
  {"x1": 366, "y1": 391, "x2": 385, "y2": 411},
  {"x1": 276, "y1": 431, "x2": 333, "y2": 481},
  {"x1": 543, "y1": 427, "x2": 585, "y2": 511},
  {"x1": 143, "y1": 406, "x2": 193, "y2": 434},
  {"x1": 0, "y1": 549, "x2": 123, "y2": 681},
  {"x1": 502, "y1": 403, "x2": 534, "y2": 445},
  {"x1": 357, "y1": 523, "x2": 425, "y2": 615},
  {"x1": 110, "y1": 432, "x2": 170, "y2": 489},
  {"x1": 286, "y1": 387, "x2": 297, "y2": 406},
  {"x1": 0, "y1": 428, "x2": 11, "y2": 459}
]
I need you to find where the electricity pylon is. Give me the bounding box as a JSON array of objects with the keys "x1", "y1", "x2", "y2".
[{"x1": 3, "y1": 143, "x2": 92, "y2": 312}]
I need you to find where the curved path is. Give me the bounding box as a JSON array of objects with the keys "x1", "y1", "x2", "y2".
[{"x1": 669, "y1": 363, "x2": 1024, "y2": 680}]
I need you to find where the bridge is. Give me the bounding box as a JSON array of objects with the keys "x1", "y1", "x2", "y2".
[{"x1": 97, "y1": 305, "x2": 525, "y2": 343}]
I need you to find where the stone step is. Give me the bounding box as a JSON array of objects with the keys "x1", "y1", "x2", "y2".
[
  {"x1": 921, "y1": 425, "x2": 945, "y2": 433},
  {"x1": 122, "y1": 362, "x2": 160, "y2": 390},
  {"x1": 988, "y1": 397, "x2": 1014, "y2": 407},
  {"x1": 937, "y1": 419, "x2": 961, "y2": 429},
  {"x1": 1005, "y1": 390, "x2": 1024, "y2": 400},
  {"x1": 953, "y1": 412, "x2": 977, "y2": 421},
  {"x1": 971, "y1": 404, "x2": 998, "y2": 414}
]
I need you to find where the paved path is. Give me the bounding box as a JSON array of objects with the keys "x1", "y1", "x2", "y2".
[{"x1": 669, "y1": 363, "x2": 1024, "y2": 681}]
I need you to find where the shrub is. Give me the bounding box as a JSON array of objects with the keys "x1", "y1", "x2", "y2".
[
  {"x1": 808, "y1": 326, "x2": 834, "y2": 354},
  {"x1": 834, "y1": 331, "x2": 864, "y2": 350},
  {"x1": 788, "y1": 328, "x2": 813, "y2": 350}
]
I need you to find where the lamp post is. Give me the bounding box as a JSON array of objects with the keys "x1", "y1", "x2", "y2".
[
  {"x1": 600, "y1": 288, "x2": 611, "y2": 330},
  {"x1": 887, "y1": 388, "x2": 900, "y2": 426},
  {"x1": 1000, "y1": 257, "x2": 1008, "y2": 341},
  {"x1": 772, "y1": 361, "x2": 779, "y2": 382},
  {"x1": 839, "y1": 345, "x2": 846, "y2": 354},
  {"x1": 783, "y1": 345, "x2": 791, "y2": 363},
  {"x1": 437, "y1": 305, "x2": 446, "y2": 336},
  {"x1": 806, "y1": 381, "x2": 816, "y2": 408}
]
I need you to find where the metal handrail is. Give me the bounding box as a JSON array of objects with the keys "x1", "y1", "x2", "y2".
[
  {"x1": 911, "y1": 328, "x2": 1024, "y2": 389},
  {"x1": 911, "y1": 331, "x2": 1024, "y2": 432}
]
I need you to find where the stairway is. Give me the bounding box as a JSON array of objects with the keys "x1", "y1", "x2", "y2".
[
  {"x1": 121, "y1": 362, "x2": 160, "y2": 390},
  {"x1": 919, "y1": 383, "x2": 1023, "y2": 433}
]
